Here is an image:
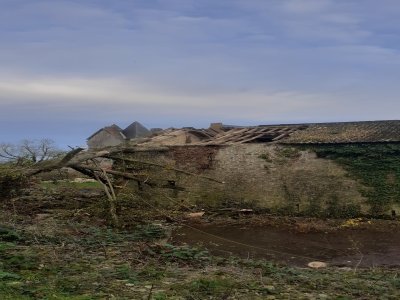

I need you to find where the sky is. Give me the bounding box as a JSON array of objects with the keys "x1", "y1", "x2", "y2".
[{"x1": 1, "y1": 0, "x2": 400, "y2": 148}]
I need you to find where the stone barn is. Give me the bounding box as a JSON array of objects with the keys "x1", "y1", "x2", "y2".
[{"x1": 116, "y1": 120, "x2": 400, "y2": 218}]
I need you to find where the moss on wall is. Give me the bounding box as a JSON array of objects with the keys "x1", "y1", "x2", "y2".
[{"x1": 305, "y1": 143, "x2": 400, "y2": 216}]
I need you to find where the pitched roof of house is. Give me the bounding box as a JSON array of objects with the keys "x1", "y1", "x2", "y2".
[
  {"x1": 87, "y1": 124, "x2": 125, "y2": 140},
  {"x1": 122, "y1": 121, "x2": 151, "y2": 139},
  {"x1": 280, "y1": 120, "x2": 400, "y2": 144}
]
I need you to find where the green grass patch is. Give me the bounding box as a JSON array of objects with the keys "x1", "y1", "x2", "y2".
[{"x1": 40, "y1": 181, "x2": 102, "y2": 191}]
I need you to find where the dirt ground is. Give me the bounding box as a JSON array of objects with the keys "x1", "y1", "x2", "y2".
[{"x1": 172, "y1": 219, "x2": 400, "y2": 268}]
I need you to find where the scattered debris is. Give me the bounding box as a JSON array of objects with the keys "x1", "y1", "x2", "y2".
[
  {"x1": 238, "y1": 209, "x2": 254, "y2": 213},
  {"x1": 72, "y1": 178, "x2": 97, "y2": 183},
  {"x1": 307, "y1": 261, "x2": 328, "y2": 269},
  {"x1": 186, "y1": 212, "x2": 205, "y2": 218}
]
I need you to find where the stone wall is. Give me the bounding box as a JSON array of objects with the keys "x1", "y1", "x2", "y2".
[{"x1": 119, "y1": 144, "x2": 396, "y2": 217}]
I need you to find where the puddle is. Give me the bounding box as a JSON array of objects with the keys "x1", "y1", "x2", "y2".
[{"x1": 171, "y1": 224, "x2": 400, "y2": 268}]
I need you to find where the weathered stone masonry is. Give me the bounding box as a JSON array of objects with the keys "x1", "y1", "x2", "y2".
[{"x1": 120, "y1": 144, "x2": 385, "y2": 217}]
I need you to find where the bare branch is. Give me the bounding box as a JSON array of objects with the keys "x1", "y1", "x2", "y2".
[
  {"x1": 109, "y1": 156, "x2": 225, "y2": 184},
  {"x1": 0, "y1": 139, "x2": 62, "y2": 164},
  {"x1": 0, "y1": 143, "x2": 19, "y2": 160}
]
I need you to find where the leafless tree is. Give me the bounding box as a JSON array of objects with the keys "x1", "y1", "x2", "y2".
[{"x1": 0, "y1": 139, "x2": 63, "y2": 164}]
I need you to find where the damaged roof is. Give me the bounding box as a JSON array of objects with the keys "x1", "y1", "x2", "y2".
[
  {"x1": 89, "y1": 120, "x2": 400, "y2": 146},
  {"x1": 142, "y1": 120, "x2": 400, "y2": 145},
  {"x1": 139, "y1": 127, "x2": 219, "y2": 146},
  {"x1": 199, "y1": 125, "x2": 308, "y2": 145},
  {"x1": 280, "y1": 120, "x2": 400, "y2": 144}
]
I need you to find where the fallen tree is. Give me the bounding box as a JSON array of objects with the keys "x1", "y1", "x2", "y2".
[{"x1": 1, "y1": 145, "x2": 223, "y2": 227}]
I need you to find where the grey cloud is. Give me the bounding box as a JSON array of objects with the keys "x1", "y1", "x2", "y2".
[
  {"x1": 281, "y1": 0, "x2": 332, "y2": 14},
  {"x1": 0, "y1": 0, "x2": 129, "y2": 31},
  {"x1": 1, "y1": 0, "x2": 400, "y2": 145}
]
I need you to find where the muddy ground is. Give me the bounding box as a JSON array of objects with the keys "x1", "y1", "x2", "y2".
[
  {"x1": 172, "y1": 221, "x2": 400, "y2": 268},
  {"x1": 0, "y1": 182, "x2": 399, "y2": 299}
]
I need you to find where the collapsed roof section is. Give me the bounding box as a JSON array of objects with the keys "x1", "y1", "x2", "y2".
[
  {"x1": 138, "y1": 123, "x2": 308, "y2": 146},
  {"x1": 199, "y1": 125, "x2": 308, "y2": 145},
  {"x1": 139, "y1": 128, "x2": 219, "y2": 146},
  {"x1": 140, "y1": 120, "x2": 400, "y2": 146}
]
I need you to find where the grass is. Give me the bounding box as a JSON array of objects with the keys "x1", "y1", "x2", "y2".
[
  {"x1": 0, "y1": 180, "x2": 399, "y2": 299},
  {"x1": 0, "y1": 220, "x2": 399, "y2": 299},
  {"x1": 40, "y1": 180, "x2": 102, "y2": 191}
]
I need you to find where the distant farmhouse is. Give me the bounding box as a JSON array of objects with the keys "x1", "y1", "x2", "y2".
[{"x1": 87, "y1": 121, "x2": 152, "y2": 148}]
